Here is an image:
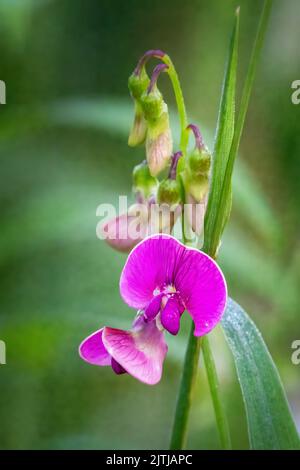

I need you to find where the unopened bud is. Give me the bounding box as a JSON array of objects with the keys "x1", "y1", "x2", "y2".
[
  {"x1": 136, "y1": 64, "x2": 172, "y2": 176},
  {"x1": 132, "y1": 161, "x2": 158, "y2": 198},
  {"x1": 128, "y1": 67, "x2": 150, "y2": 100},
  {"x1": 184, "y1": 172, "x2": 209, "y2": 203},
  {"x1": 188, "y1": 147, "x2": 211, "y2": 175},
  {"x1": 145, "y1": 110, "x2": 172, "y2": 176},
  {"x1": 185, "y1": 193, "x2": 208, "y2": 236},
  {"x1": 141, "y1": 89, "x2": 164, "y2": 122},
  {"x1": 102, "y1": 203, "x2": 149, "y2": 253},
  {"x1": 128, "y1": 101, "x2": 147, "y2": 147},
  {"x1": 128, "y1": 67, "x2": 150, "y2": 147},
  {"x1": 148, "y1": 203, "x2": 181, "y2": 236},
  {"x1": 157, "y1": 178, "x2": 181, "y2": 206},
  {"x1": 184, "y1": 124, "x2": 211, "y2": 202}
]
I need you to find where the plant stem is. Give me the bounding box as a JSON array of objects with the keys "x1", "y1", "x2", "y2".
[
  {"x1": 162, "y1": 55, "x2": 189, "y2": 155},
  {"x1": 202, "y1": 335, "x2": 231, "y2": 449},
  {"x1": 162, "y1": 55, "x2": 199, "y2": 448},
  {"x1": 169, "y1": 0, "x2": 272, "y2": 451},
  {"x1": 167, "y1": 50, "x2": 230, "y2": 451},
  {"x1": 170, "y1": 326, "x2": 202, "y2": 449}
]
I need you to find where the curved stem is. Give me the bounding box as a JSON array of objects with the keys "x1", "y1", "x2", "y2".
[
  {"x1": 187, "y1": 123, "x2": 205, "y2": 150},
  {"x1": 202, "y1": 335, "x2": 232, "y2": 449},
  {"x1": 161, "y1": 55, "x2": 189, "y2": 156},
  {"x1": 170, "y1": 326, "x2": 201, "y2": 449},
  {"x1": 147, "y1": 63, "x2": 169, "y2": 93},
  {"x1": 169, "y1": 151, "x2": 183, "y2": 180},
  {"x1": 135, "y1": 50, "x2": 188, "y2": 155}
]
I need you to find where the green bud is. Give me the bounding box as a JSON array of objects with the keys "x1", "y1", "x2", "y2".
[
  {"x1": 183, "y1": 145, "x2": 211, "y2": 202},
  {"x1": 187, "y1": 147, "x2": 211, "y2": 176},
  {"x1": 128, "y1": 101, "x2": 147, "y2": 147},
  {"x1": 146, "y1": 110, "x2": 172, "y2": 176},
  {"x1": 128, "y1": 68, "x2": 150, "y2": 147},
  {"x1": 128, "y1": 68, "x2": 150, "y2": 100},
  {"x1": 185, "y1": 173, "x2": 209, "y2": 202},
  {"x1": 157, "y1": 178, "x2": 181, "y2": 206},
  {"x1": 140, "y1": 89, "x2": 165, "y2": 122},
  {"x1": 132, "y1": 161, "x2": 158, "y2": 198}
]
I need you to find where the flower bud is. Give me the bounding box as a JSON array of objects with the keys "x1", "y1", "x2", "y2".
[
  {"x1": 132, "y1": 161, "x2": 158, "y2": 199},
  {"x1": 185, "y1": 193, "x2": 208, "y2": 236},
  {"x1": 128, "y1": 67, "x2": 150, "y2": 147},
  {"x1": 140, "y1": 88, "x2": 165, "y2": 122},
  {"x1": 148, "y1": 203, "x2": 181, "y2": 236},
  {"x1": 184, "y1": 171, "x2": 209, "y2": 202},
  {"x1": 157, "y1": 178, "x2": 181, "y2": 206},
  {"x1": 145, "y1": 109, "x2": 172, "y2": 176},
  {"x1": 102, "y1": 203, "x2": 149, "y2": 253},
  {"x1": 140, "y1": 64, "x2": 172, "y2": 176},
  {"x1": 184, "y1": 124, "x2": 211, "y2": 203},
  {"x1": 128, "y1": 101, "x2": 147, "y2": 147},
  {"x1": 188, "y1": 147, "x2": 211, "y2": 175},
  {"x1": 128, "y1": 67, "x2": 150, "y2": 101}
]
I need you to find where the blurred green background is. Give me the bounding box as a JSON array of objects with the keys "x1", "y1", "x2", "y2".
[{"x1": 0, "y1": 0, "x2": 299, "y2": 450}]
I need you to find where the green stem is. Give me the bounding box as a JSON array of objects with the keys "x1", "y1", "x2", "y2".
[
  {"x1": 202, "y1": 335, "x2": 232, "y2": 449},
  {"x1": 162, "y1": 55, "x2": 189, "y2": 155},
  {"x1": 169, "y1": 0, "x2": 272, "y2": 451},
  {"x1": 170, "y1": 326, "x2": 202, "y2": 449},
  {"x1": 166, "y1": 53, "x2": 230, "y2": 451}
]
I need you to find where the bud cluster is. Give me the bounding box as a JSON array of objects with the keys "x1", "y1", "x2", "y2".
[{"x1": 102, "y1": 50, "x2": 212, "y2": 252}]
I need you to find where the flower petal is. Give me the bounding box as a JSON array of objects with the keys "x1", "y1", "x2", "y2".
[
  {"x1": 120, "y1": 235, "x2": 227, "y2": 336},
  {"x1": 144, "y1": 293, "x2": 163, "y2": 321},
  {"x1": 79, "y1": 328, "x2": 111, "y2": 366},
  {"x1": 101, "y1": 213, "x2": 146, "y2": 253},
  {"x1": 120, "y1": 234, "x2": 185, "y2": 309},
  {"x1": 146, "y1": 125, "x2": 172, "y2": 177},
  {"x1": 160, "y1": 297, "x2": 183, "y2": 335},
  {"x1": 174, "y1": 247, "x2": 227, "y2": 336},
  {"x1": 102, "y1": 320, "x2": 168, "y2": 385},
  {"x1": 111, "y1": 358, "x2": 127, "y2": 375}
]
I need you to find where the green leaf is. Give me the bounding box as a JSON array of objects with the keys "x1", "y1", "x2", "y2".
[
  {"x1": 206, "y1": 0, "x2": 273, "y2": 258},
  {"x1": 203, "y1": 8, "x2": 239, "y2": 257},
  {"x1": 221, "y1": 298, "x2": 300, "y2": 450}
]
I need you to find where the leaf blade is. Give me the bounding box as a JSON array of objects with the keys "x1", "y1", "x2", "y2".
[
  {"x1": 205, "y1": 0, "x2": 273, "y2": 257},
  {"x1": 221, "y1": 298, "x2": 300, "y2": 450},
  {"x1": 203, "y1": 8, "x2": 239, "y2": 257}
]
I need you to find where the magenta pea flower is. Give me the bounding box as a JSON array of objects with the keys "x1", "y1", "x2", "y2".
[
  {"x1": 101, "y1": 199, "x2": 181, "y2": 254},
  {"x1": 79, "y1": 234, "x2": 227, "y2": 385},
  {"x1": 79, "y1": 315, "x2": 168, "y2": 384},
  {"x1": 101, "y1": 203, "x2": 149, "y2": 253}
]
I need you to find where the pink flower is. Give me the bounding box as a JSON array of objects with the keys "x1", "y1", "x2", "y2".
[
  {"x1": 101, "y1": 205, "x2": 148, "y2": 253},
  {"x1": 79, "y1": 235, "x2": 227, "y2": 385},
  {"x1": 101, "y1": 201, "x2": 181, "y2": 253},
  {"x1": 79, "y1": 315, "x2": 168, "y2": 385}
]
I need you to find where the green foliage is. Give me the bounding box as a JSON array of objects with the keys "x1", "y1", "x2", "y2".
[
  {"x1": 222, "y1": 298, "x2": 300, "y2": 450},
  {"x1": 0, "y1": 0, "x2": 299, "y2": 451},
  {"x1": 203, "y1": 9, "x2": 239, "y2": 257}
]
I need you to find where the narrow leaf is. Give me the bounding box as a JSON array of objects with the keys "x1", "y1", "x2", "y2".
[
  {"x1": 208, "y1": 0, "x2": 273, "y2": 256},
  {"x1": 222, "y1": 298, "x2": 300, "y2": 450},
  {"x1": 203, "y1": 8, "x2": 239, "y2": 256}
]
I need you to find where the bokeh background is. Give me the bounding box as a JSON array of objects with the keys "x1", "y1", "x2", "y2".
[{"x1": 0, "y1": 0, "x2": 299, "y2": 449}]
